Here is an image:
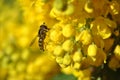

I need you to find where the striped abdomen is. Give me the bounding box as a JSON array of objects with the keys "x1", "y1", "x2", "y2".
[{"x1": 38, "y1": 24, "x2": 49, "y2": 51}]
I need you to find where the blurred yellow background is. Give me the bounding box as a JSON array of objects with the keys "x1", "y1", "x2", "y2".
[{"x1": 0, "y1": 0, "x2": 61, "y2": 80}]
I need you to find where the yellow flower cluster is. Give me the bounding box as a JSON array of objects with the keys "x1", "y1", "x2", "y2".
[
  {"x1": 1, "y1": 0, "x2": 120, "y2": 80},
  {"x1": 22, "y1": 0, "x2": 120, "y2": 79}
]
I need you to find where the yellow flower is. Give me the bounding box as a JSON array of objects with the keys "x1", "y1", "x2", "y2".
[
  {"x1": 46, "y1": 42, "x2": 56, "y2": 53},
  {"x1": 114, "y1": 45, "x2": 120, "y2": 60},
  {"x1": 110, "y1": 1, "x2": 119, "y2": 15},
  {"x1": 114, "y1": 45, "x2": 120, "y2": 55},
  {"x1": 97, "y1": 24, "x2": 112, "y2": 39},
  {"x1": 50, "y1": 29, "x2": 64, "y2": 43},
  {"x1": 73, "y1": 50, "x2": 83, "y2": 62},
  {"x1": 62, "y1": 24, "x2": 75, "y2": 38},
  {"x1": 73, "y1": 70, "x2": 84, "y2": 78},
  {"x1": 61, "y1": 66, "x2": 73, "y2": 74},
  {"x1": 73, "y1": 62, "x2": 81, "y2": 70},
  {"x1": 56, "y1": 57, "x2": 63, "y2": 64},
  {"x1": 87, "y1": 43, "x2": 97, "y2": 57},
  {"x1": 63, "y1": 53, "x2": 72, "y2": 66},
  {"x1": 53, "y1": 45, "x2": 65, "y2": 56},
  {"x1": 78, "y1": 18, "x2": 86, "y2": 28},
  {"x1": 78, "y1": 30, "x2": 92, "y2": 45},
  {"x1": 62, "y1": 39, "x2": 74, "y2": 51},
  {"x1": 73, "y1": 68, "x2": 91, "y2": 79},
  {"x1": 16, "y1": 0, "x2": 120, "y2": 79}
]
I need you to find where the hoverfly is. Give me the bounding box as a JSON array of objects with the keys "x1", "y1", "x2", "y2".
[{"x1": 30, "y1": 23, "x2": 49, "y2": 51}]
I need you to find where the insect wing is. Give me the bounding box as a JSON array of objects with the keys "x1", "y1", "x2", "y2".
[{"x1": 29, "y1": 35, "x2": 38, "y2": 47}]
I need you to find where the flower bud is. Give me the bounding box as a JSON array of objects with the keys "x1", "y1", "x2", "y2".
[
  {"x1": 63, "y1": 54, "x2": 72, "y2": 66},
  {"x1": 114, "y1": 45, "x2": 120, "y2": 60},
  {"x1": 50, "y1": 29, "x2": 64, "y2": 42},
  {"x1": 62, "y1": 39, "x2": 74, "y2": 51},
  {"x1": 53, "y1": 45, "x2": 65, "y2": 56},
  {"x1": 87, "y1": 43, "x2": 97, "y2": 57},
  {"x1": 62, "y1": 24, "x2": 75, "y2": 38},
  {"x1": 73, "y1": 62, "x2": 81, "y2": 70},
  {"x1": 73, "y1": 50, "x2": 83, "y2": 62},
  {"x1": 79, "y1": 30, "x2": 92, "y2": 45},
  {"x1": 56, "y1": 57, "x2": 63, "y2": 64}
]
